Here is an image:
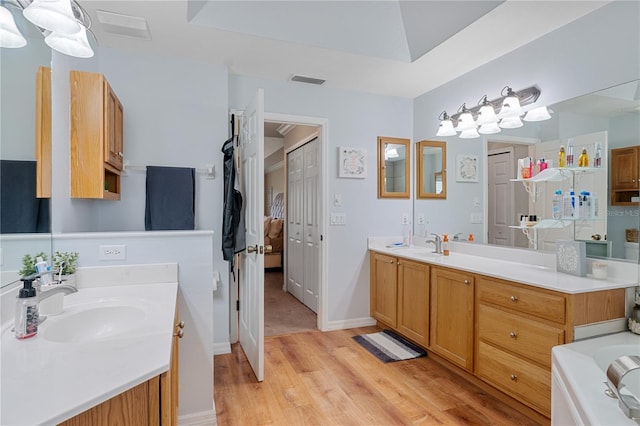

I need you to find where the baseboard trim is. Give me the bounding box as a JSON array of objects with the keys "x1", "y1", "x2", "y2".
[
  {"x1": 179, "y1": 409, "x2": 217, "y2": 426},
  {"x1": 323, "y1": 316, "x2": 376, "y2": 331},
  {"x1": 213, "y1": 341, "x2": 231, "y2": 355}
]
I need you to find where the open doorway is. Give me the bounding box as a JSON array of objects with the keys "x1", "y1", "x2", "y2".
[{"x1": 263, "y1": 121, "x2": 318, "y2": 336}]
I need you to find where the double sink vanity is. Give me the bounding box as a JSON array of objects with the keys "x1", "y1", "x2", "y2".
[
  {"x1": 368, "y1": 237, "x2": 637, "y2": 422},
  {"x1": 1, "y1": 263, "x2": 181, "y2": 426}
]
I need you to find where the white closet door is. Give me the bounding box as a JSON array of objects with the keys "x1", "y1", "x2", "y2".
[
  {"x1": 287, "y1": 148, "x2": 304, "y2": 301},
  {"x1": 302, "y1": 139, "x2": 320, "y2": 313}
]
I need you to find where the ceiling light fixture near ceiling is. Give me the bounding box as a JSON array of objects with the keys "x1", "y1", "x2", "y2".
[
  {"x1": 276, "y1": 123, "x2": 294, "y2": 136},
  {"x1": 0, "y1": 6, "x2": 27, "y2": 48},
  {"x1": 436, "y1": 85, "x2": 551, "y2": 139},
  {"x1": 290, "y1": 74, "x2": 326, "y2": 86},
  {"x1": 96, "y1": 9, "x2": 151, "y2": 40}
]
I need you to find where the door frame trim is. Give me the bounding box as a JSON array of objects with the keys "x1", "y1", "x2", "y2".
[{"x1": 266, "y1": 112, "x2": 328, "y2": 332}]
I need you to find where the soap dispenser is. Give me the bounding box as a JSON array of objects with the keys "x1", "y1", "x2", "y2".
[{"x1": 15, "y1": 277, "x2": 39, "y2": 339}]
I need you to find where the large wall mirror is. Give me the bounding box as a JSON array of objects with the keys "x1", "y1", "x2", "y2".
[
  {"x1": 378, "y1": 136, "x2": 410, "y2": 199},
  {"x1": 414, "y1": 79, "x2": 640, "y2": 263},
  {"x1": 417, "y1": 140, "x2": 446, "y2": 199},
  {"x1": 0, "y1": 7, "x2": 52, "y2": 287}
]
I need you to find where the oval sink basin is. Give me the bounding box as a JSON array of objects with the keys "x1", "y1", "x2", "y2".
[{"x1": 44, "y1": 306, "x2": 146, "y2": 343}]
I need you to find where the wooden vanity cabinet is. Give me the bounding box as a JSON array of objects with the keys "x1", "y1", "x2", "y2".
[
  {"x1": 369, "y1": 252, "x2": 429, "y2": 346},
  {"x1": 70, "y1": 70, "x2": 123, "y2": 200},
  {"x1": 611, "y1": 145, "x2": 639, "y2": 205},
  {"x1": 430, "y1": 267, "x2": 474, "y2": 371},
  {"x1": 59, "y1": 309, "x2": 181, "y2": 426}
]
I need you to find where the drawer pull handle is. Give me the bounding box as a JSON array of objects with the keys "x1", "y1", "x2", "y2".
[
  {"x1": 390, "y1": 260, "x2": 394, "y2": 264},
  {"x1": 397, "y1": 262, "x2": 401, "y2": 265},
  {"x1": 510, "y1": 331, "x2": 517, "y2": 339},
  {"x1": 510, "y1": 295, "x2": 518, "y2": 302},
  {"x1": 510, "y1": 374, "x2": 518, "y2": 382},
  {"x1": 464, "y1": 279, "x2": 470, "y2": 285}
]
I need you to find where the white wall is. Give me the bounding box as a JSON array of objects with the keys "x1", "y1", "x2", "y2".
[
  {"x1": 230, "y1": 76, "x2": 413, "y2": 325},
  {"x1": 413, "y1": 1, "x2": 640, "y2": 242}
]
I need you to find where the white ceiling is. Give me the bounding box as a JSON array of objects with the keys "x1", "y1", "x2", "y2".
[{"x1": 81, "y1": 0, "x2": 611, "y2": 98}]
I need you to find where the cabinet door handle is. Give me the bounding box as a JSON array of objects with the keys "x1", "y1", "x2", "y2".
[
  {"x1": 510, "y1": 295, "x2": 518, "y2": 302},
  {"x1": 510, "y1": 331, "x2": 517, "y2": 339},
  {"x1": 174, "y1": 329, "x2": 184, "y2": 338},
  {"x1": 510, "y1": 374, "x2": 518, "y2": 382},
  {"x1": 397, "y1": 261, "x2": 401, "y2": 265},
  {"x1": 117, "y1": 151, "x2": 123, "y2": 158},
  {"x1": 176, "y1": 321, "x2": 185, "y2": 329},
  {"x1": 464, "y1": 279, "x2": 470, "y2": 285},
  {"x1": 389, "y1": 260, "x2": 394, "y2": 264}
]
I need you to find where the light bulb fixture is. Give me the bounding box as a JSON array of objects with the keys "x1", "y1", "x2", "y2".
[
  {"x1": 435, "y1": 85, "x2": 543, "y2": 139},
  {"x1": 45, "y1": 23, "x2": 92, "y2": 57},
  {"x1": 1, "y1": 0, "x2": 94, "y2": 59},
  {"x1": 523, "y1": 106, "x2": 552, "y2": 122},
  {"x1": 455, "y1": 104, "x2": 476, "y2": 132},
  {"x1": 0, "y1": 5, "x2": 27, "y2": 47},
  {"x1": 499, "y1": 116, "x2": 523, "y2": 129},
  {"x1": 23, "y1": 0, "x2": 80, "y2": 34},
  {"x1": 436, "y1": 111, "x2": 456, "y2": 137}
]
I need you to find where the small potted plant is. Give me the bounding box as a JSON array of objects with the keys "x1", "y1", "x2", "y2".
[
  {"x1": 18, "y1": 252, "x2": 48, "y2": 277},
  {"x1": 52, "y1": 251, "x2": 79, "y2": 286}
]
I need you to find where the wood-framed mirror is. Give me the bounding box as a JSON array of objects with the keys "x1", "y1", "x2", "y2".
[
  {"x1": 416, "y1": 140, "x2": 446, "y2": 199},
  {"x1": 377, "y1": 136, "x2": 410, "y2": 198}
]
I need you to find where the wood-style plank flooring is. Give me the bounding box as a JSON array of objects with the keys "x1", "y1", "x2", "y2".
[{"x1": 214, "y1": 327, "x2": 541, "y2": 425}]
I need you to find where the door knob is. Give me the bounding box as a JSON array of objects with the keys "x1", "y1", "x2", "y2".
[
  {"x1": 247, "y1": 245, "x2": 257, "y2": 253},
  {"x1": 264, "y1": 245, "x2": 273, "y2": 254}
]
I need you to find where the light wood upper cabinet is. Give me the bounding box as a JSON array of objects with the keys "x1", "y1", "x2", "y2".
[
  {"x1": 70, "y1": 70, "x2": 123, "y2": 200},
  {"x1": 377, "y1": 136, "x2": 410, "y2": 199},
  {"x1": 611, "y1": 146, "x2": 639, "y2": 205},
  {"x1": 430, "y1": 266, "x2": 474, "y2": 371},
  {"x1": 416, "y1": 140, "x2": 446, "y2": 199},
  {"x1": 35, "y1": 66, "x2": 51, "y2": 198}
]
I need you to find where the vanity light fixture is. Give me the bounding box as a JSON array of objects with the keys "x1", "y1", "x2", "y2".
[
  {"x1": 0, "y1": 5, "x2": 26, "y2": 47},
  {"x1": 436, "y1": 85, "x2": 551, "y2": 139},
  {"x1": 0, "y1": 0, "x2": 94, "y2": 58}
]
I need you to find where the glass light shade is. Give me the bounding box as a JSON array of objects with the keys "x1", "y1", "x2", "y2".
[
  {"x1": 476, "y1": 104, "x2": 498, "y2": 125},
  {"x1": 498, "y1": 95, "x2": 522, "y2": 118},
  {"x1": 45, "y1": 25, "x2": 94, "y2": 58},
  {"x1": 478, "y1": 122, "x2": 501, "y2": 134},
  {"x1": 459, "y1": 128, "x2": 480, "y2": 139},
  {"x1": 455, "y1": 112, "x2": 476, "y2": 132},
  {"x1": 385, "y1": 148, "x2": 399, "y2": 159},
  {"x1": 523, "y1": 106, "x2": 552, "y2": 122},
  {"x1": 23, "y1": 0, "x2": 81, "y2": 34},
  {"x1": 436, "y1": 119, "x2": 456, "y2": 137},
  {"x1": 499, "y1": 116, "x2": 523, "y2": 129},
  {"x1": 0, "y1": 6, "x2": 27, "y2": 48}
]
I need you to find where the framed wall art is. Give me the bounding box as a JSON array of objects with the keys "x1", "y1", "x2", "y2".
[
  {"x1": 339, "y1": 147, "x2": 367, "y2": 178},
  {"x1": 456, "y1": 154, "x2": 479, "y2": 182}
]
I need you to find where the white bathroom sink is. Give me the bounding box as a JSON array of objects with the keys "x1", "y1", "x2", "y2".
[
  {"x1": 43, "y1": 305, "x2": 146, "y2": 343},
  {"x1": 594, "y1": 344, "x2": 640, "y2": 372},
  {"x1": 392, "y1": 247, "x2": 440, "y2": 257}
]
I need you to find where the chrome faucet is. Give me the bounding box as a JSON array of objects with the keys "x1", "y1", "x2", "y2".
[
  {"x1": 426, "y1": 233, "x2": 443, "y2": 254},
  {"x1": 453, "y1": 232, "x2": 464, "y2": 241},
  {"x1": 38, "y1": 285, "x2": 78, "y2": 302}
]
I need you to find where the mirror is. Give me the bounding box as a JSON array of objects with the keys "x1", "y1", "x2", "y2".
[
  {"x1": 0, "y1": 7, "x2": 52, "y2": 287},
  {"x1": 414, "y1": 79, "x2": 640, "y2": 263},
  {"x1": 417, "y1": 140, "x2": 446, "y2": 199},
  {"x1": 378, "y1": 136, "x2": 410, "y2": 198}
]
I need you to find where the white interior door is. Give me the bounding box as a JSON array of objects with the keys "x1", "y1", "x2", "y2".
[
  {"x1": 303, "y1": 138, "x2": 320, "y2": 312},
  {"x1": 239, "y1": 89, "x2": 265, "y2": 382},
  {"x1": 488, "y1": 149, "x2": 514, "y2": 246},
  {"x1": 286, "y1": 147, "x2": 304, "y2": 301}
]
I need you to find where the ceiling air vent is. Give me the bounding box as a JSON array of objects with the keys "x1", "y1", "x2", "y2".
[
  {"x1": 96, "y1": 10, "x2": 151, "y2": 40},
  {"x1": 290, "y1": 75, "x2": 326, "y2": 86}
]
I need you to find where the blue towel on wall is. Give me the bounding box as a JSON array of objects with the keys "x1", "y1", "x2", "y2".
[
  {"x1": 0, "y1": 160, "x2": 50, "y2": 233},
  {"x1": 145, "y1": 166, "x2": 195, "y2": 231}
]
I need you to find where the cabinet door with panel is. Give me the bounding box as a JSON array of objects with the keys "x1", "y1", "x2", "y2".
[
  {"x1": 370, "y1": 252, "x2": 398, "y2": 328},
  {"x1": 611, "y1": 146, "x2": 639, "y2": 205},
  {"x1": 396, "y1": 258, "x2": 429, "y2": 346},
  {"x1": 430, "y1": 267, "x2": 474, "y2": 371},
  {"x1": 104, "y1": 80, "x2": 124, "y2": 171}
]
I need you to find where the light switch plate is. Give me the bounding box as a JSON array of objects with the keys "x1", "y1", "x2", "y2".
[
  {"x1": 330, "y1": 212, "x2": 346, "y2": 225},
  {"x1": 401, "y1": 213, "x2": 409, "y2": 225},
  {"x1": 417, "y1": 213, "x2": 425, "y2": 225},
  {"x1": 470, "y1": 212, "x2": 482, "y2": 224},
  {"x1": 334, "y1": 193, "x2": 342, "y2": 207}
]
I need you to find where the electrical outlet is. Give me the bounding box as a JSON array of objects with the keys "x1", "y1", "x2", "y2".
[
  {"x1": 99, "y1": 245, "x2": 126, "y2": 260},
  {"x1": 417, "y1": 213, "x2": 425, "y2": 225},
  {"x1": 401, "y1": 213, "x2": 409, "y2": 225}
]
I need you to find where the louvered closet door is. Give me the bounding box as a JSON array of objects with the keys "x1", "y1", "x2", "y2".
[
  {"x1": 287, "y1": 148, "x2": 304, "y2": 302},
  {"x1": 302, "y1": 139, "x2": 320, "y2": 313}
]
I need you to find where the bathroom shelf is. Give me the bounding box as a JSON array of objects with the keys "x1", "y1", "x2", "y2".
[{"x1": 510, "y1": 167, "x2": 603, "y2": 202}]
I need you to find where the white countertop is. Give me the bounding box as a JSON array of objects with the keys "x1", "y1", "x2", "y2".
[
  {"x1": 368, "y1": 240, "x2": 636, "y2": 294},
  {"x1": 1, "y1": 282, "x2": 178, "y2": 426}
]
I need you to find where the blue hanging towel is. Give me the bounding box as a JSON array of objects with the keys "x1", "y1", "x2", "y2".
[
  {"x1": 145, "y1": 166, "x2": 195, "y2": 231},
  {"x1": 0, "y1": 160, "x2": 50, "y2": 233}
]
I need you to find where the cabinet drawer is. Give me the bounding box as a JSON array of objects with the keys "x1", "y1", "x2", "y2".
[
  {"x1": 478, "y1": 278, "x2": 565, "y2": 324},
  {"x1": 478, "y1": 304, "x2": 564, "y2": 368},
  {"x1": 477, "y1": 341, "x2": 550, "y2": 417}
]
